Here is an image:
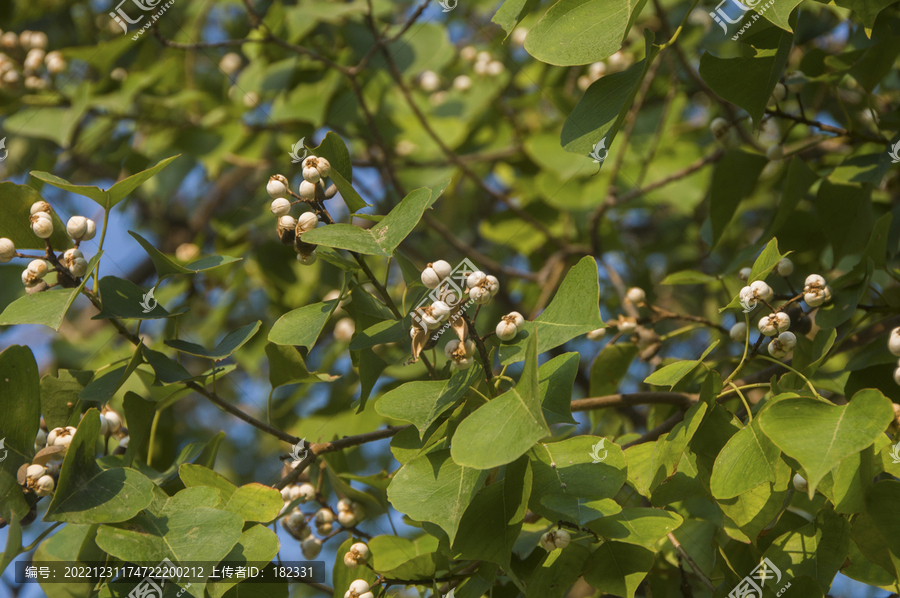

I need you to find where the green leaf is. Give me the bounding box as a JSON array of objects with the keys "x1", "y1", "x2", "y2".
[
  {"x1": 0, "y1": 346, "x2": 41, "y2": 521},
  {"x1": 303, "y1": 183, "x2": 446, "y2": 256},
  {"x1": 109, "y1": 394, "x2": 148, "y2": 470},
  {"x1": 538, "y1": 353, "x2": 579, "y2": 425},
  {"x1": 769, "y1": 157, "x2": 819, "y2": 236},
  {"x1": 758, "y1": 390, "x2": 894, "y2": 497},
  {"x1": 45, "y1": 409, "x2": 155, "y2": 523},
  {"x1": 749, "y1": 237, "x2": 791, "y2": 282},
  {"x1": 539, "y1": 496, "x2": 621, "y2": 526},
  {"x1": 180, "y1": 463, "x2": 239, "y2": 500},
  {"x1": 499, "y1": 256, "x2": 604, "y2": 365},
  {"x1": 815, "y1": 259, "x2": 873, "y2": 330},
  {"x1": 587, "y1": 508, "x2": 683, "y2": 549},
  {"x1": 590, "y1": 343, "x2": 639, "y2": 396},
  {"x1": 142, "y1": 346, "x2": 193, "y2": 384},
  {"x1": 718, "y1": 475, "x2": 789, "y2": 540},
  {"x1": 451, "y1": 458, "x2": 532, "y2": 568},
  {"x1": 708, "y1": 150, "x2": 770, "y2": 247},
  {"x1": 0, "y1": 516, "x2": 21, "y2": 576},
  {"x1": 268, "y1": 299, "x2": 341, "y2": 349},
  {"x1": 710, "y1": 417, "x2": 781, "y2": 499},
  {"x1": 528, "y1": 436, "x2": 627, "y2": 521},
  {"x1": 96, "y1": 499, "x2": 244, "y2": 568},
  {"x1": 529, "y1": 543, "x2": 590, "y2": 598},
  {"x1": 222, "y1": 484, "x2": 283, "y2": 523},
  {"x1": 376, "y1": 366, "x2": 481, "y2": 437},
  {"x1": 492, "y1": 0, "x2": 540, "y2": 35},
  {"x1": 349, "y1": 319, "x2": 407, "y2": 351},
  {"x1": 368, "y1": 535, "x2": 444, "y2": 579},
  {"x1": 698, "y1": 27, "x2": 793, "y2": 125},
  {"x1": 815, "y1": 179, "x2": 874, "y2": 262},
  {"x1": 644, "y1": 360, "x2": 700, "y2": 387},
  {"x1": 166, "y1": 322, "x2": 261, "y2": 361},
  {"x1": 32, "y1": 524, "x2": 105, "y2": 598},
  {"x1": 207, "y1": 525, "x2": 281, "y2": 598},
  {"x1": 762, "y1": 508, "x2": 850, "y2": 591},
  {"x1": 761, "y1": 0, "x2": 805, "y2": 30},
  {"x1": 584, "y1": 542, "x2": 655, "y2": 597},
  {"x1": 650, "y1": 398, "x2": 708, "y2": 485},
  {"x1": 265, "y1": 343, "x2": 336, "y2": 388},
  {"x1": 0, "y1": 182, "x2": 73, "y2": 250},
  {"x1": 560, "y1": 30, "x2": 660, "y2": 155},
  {"x1": 0, "y1": 252, "x2": 101, "y2": 330},
  {"x1": 128, "y1": 231, "x2": 241, "y2": 282},
  {"x1": 78, "y1": 342, "x2": 144, "y2": 403},
  {"x1": 452, "y1": 331, "x2": 549, "y2": 469},
  {"x1": 386, "y1": 448, "x2": 489, "y2": 544},
  {"x1": 306, "y1": 132, "x2": 369, "y2": 212},
  {"x1": 31, "y1": 155, "x2": 179, "y2": 210},
  {"x1": 834, "y1": 0, "x2": 897, "y2": 29},
  {"x1": 40, "y1": 369, "x2": 92, "y2": 435},
  {"x1": 91, "y1": 276, "x2": 187, "y2": 320},
  {"x1": 660, "y1": 270, "x2": 718, "y2": 285},
  {"x1": 524, "y1": 0, "x2": 646, "y2": 66}
]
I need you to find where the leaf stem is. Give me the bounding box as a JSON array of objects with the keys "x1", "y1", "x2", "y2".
[
  {"x1": 659, "y1": 0, "x2": 702, "y2": 50},
  {"x1": 22, "y1": 522, "x2": 63, "y2": 552},
  {"x1": 728, "y1": 381, "x2": 753, "y2": 422},
  {"x1": 724, "y1": 312, "x2": 751, "y2": 385},
  {"x1": 756, "y1": 355, "x2": 821, "y2": 398}
]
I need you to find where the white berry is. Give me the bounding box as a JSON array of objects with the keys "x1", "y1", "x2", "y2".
[
  {"x1": 219, "y1": 52, "x2": 242, "y2": 75},
  {"x1": 729, "y1": 322, "x2": 747, "y2": 342},
  {"x1": 267, "y1": 175, "x2": 289, "y2": 198},
  {"x1": 749, "y1": 280, "x2": 773, "y2": 302},
  {"x1": 98, "y1": 414, "x2": 109, "y2": 436},
  {"x1": 889, "y1": 328, "x2": 900, "y2": 356},
  {"x1": 66, "y1": 216, "x2": 88, "y2": 240},
  {"x1": 792, "y1": 473, "x2": 808, "y2": 493},
  {"x1": 419, "y1": 70, "x2": 439, "y2": 91},
  {"x1": 774, "y1": 257, "x2": 793, "y2": 276},
  {"x1": 495, "y1": 319, "x2": 517, "y2": 341},
  {"x1": 27, "y1": 259, "x2": 48, "y2": 278},
  {"x1": 738, "y1": 267, "x2": 751, "y2": 281},
  {"x1": 710, "y1": 117, "x2": 729, "y2": 137},
  {"x1": 467, "y1": 271, "x2": 486, "y2": 289},
  {"x1": 587, "y1": 328, "x2": 606, "y2": 340},
  {"x1": 349, "y1": 580, "x2": 370, "y2": 595},
  {"x1": 770, "y1": 82, "x2": 787, "y2": 103},
  {"x1": 337, "y1": 510, "x2": 357, "y2": 528},
  {"x1": 334, "y1": 318, "x2": 355, "y2": 342},
  {"x1": 26, "y1": 464, "x2": 46, "y2": 480},
  {"x1": 270, "y1": 198, "x2": 291, "y2": 216},
  {"x1": 105, "y1": 411, "x2": 122, "y2": 433},
  {"x1": 35, "y1": 475, "x2": 55, "y2": 496},
  {"x1": 298, "y1": 180, "x2": 317, "y2": 200},
  {"x1": 301, "y1": 538, "x2": 322, "y2": 559},
  {"x1": 0, "y1": 237, "x2": 15, "y2": 262},
  {"x1": 297, "y1": 212, "x2": 318, "y2": 233},
  {"x1": 297, "y1": 252, "x2": 317, "y2": 266},
  {"x1": 540, "y1": 529, "x2": 571, "y2": 551},
  {"x1": 31, "y1": 213, "x2": 53, "y2": 238},
  {"x1": 626, "y1": 287, "x2": 645, "y2": 304},
  {"x1": 82, "y1": 219, "x2": 97, "y2": 241},
  {"x1": 30, "y1": 201, "x2": 51, "y2": 215}
]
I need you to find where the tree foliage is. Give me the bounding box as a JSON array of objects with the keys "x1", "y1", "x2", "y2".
[{"x1": 1, "y1": 0, "x2": 900, "y2": 597}]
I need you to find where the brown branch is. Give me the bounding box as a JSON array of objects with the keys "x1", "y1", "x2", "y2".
[
  {"x1": 571, "y1": 392, "x2": 696, "y2": 412},
  {"x1": 669, "y1": 531, "x2": 716, "y2": 592},
  {"x1": 765, "y1": 107, "x2": 888, "y2": 145}
]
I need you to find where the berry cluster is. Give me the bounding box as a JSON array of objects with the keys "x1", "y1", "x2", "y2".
[
  {"x1": 730, "y1": 260, "x2": 832, "y2": 359},
  {"x1": 539, "y1": 528, "x2": 571, "y2": 551},
  {"x1": 277, "y1": 468, "x2": 366, "y2": 559},
  {"x1": 266, "y1": 155, "x2": 334, "y2": 266},
  {"x1": 1, "y1": 202, "x2": 98, "y2": 294},
  {"x1": 0, "y1": 29, "x2": 65, "y2": 92}
]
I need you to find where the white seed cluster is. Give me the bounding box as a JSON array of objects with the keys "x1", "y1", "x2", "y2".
[
  {"x1": 739, "y1": 280, "x2": 773, "y2": 306},
  {"x1": 886, "y1": 327, "x2": 900, "y2": 387},
  {"x1": 343, "y1": 542, "x2": 370, "y2": 568},
  {"x1": 337, "y1": 497, "x2": 364, "y2": 528},
  {"x1": 496, "y1": 311, "x2": 524, "y2": 342},
  {"x1": 767, "y1": 331, "x2": 797, "y2": 358},
  {"x1": 539, "y1": 529, "x2": 571, "y2": 552},
  {"x1": 345, "y1": 579, "x2": 374, "y2": 598},
  {"x1": 803, "y1": 274, "x2": 832, "y2": 307},
  {"x1": 445, "y1": 339, "x2": 476, "y2": 370},
  {"x1": 266, "y1": 155, "x2": 332, "y2": 266},
  {"x1": 466, "y1": 270, "x2": 499, "y2": 305},
  {"x1": 758, "y1": 312, "x2": 790, "y2": 336}
]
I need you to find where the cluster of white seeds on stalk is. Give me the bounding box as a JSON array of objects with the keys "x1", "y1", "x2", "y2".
[
  {"x1": 886, "y1": 327, "x2": 900, "y2": 386},
  {"x1": 266, "y1": 155, "x2": 332, "y2": 266},
  {"x1": 343, "y1": 542, "x2": 370, "y2": 568},
  {"x1": 445, "y1": 339, "x2": 476, "y2": 370},
  {"x1": 337, "y1": 498, "x2": 364, "y2": 528},
  {"x1": 496, "y1": 311, "x2": 524, "y2": 342},
  {"x1": 0, "y1": 31, "x2": 65, "y2": 93},
  {"x1": 539, "y1": 529, "x2": 571, "y2": 551},
  {"x1": 730, "y1": 259, "x2": 833, "y2": 359},
  {"x1": 5, "y1": 201, "x2": 99, "y2": 294},
  {"x1": 345, "y1": 579, "x2": 374, "y2": 598}
]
